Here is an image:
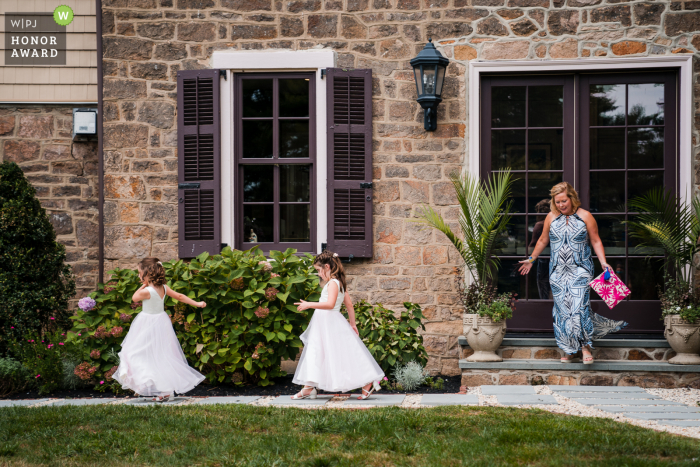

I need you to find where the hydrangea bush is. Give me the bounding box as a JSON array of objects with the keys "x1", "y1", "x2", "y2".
[{"x1": 68, "y1": 248, "x2": 321, "y2": 388}]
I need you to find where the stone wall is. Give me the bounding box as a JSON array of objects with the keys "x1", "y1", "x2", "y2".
[
  {"x1": 0, "y1": 105, "x2": 100, "y2": 304},
  {"x1": 461, "y1": 369, "x2": 700, "y2": 387},
  {"x1": 100, "y1": 0, "x2": 700, "y2": 375}
]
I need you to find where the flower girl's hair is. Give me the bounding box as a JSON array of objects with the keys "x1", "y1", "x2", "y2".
[
  {"x1": 138, "y1": 257, "x2": 166, "y2": 286},
  {"x1": 314, "y1": 250, "x2": 347, "y2": 293}
]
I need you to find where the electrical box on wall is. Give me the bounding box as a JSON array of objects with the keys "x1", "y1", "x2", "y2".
[{"x1": 72, "y1": 108, "x2": 98, "y2": 140}]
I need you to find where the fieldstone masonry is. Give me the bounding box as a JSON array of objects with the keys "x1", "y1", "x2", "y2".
[
  {"x1": 4, "y1": 0, "x2": 700, "y2": 375},
  {"x1": 0, "y1": 106, "x2": 100, "y2": 306}
]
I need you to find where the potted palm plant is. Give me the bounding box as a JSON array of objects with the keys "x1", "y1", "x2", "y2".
[
  {"x1": 416, "y1": 170, "x2": 516, "y2": 362},
  {"x1": 627, "y1": 187, "x2": 700, "y2": 364}
]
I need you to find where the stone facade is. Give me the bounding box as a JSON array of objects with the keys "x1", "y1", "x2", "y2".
[
  {"x1": 0, "y1": 105, "x2": 100, "y2": 304},
  {"x1": 85, "y1": 0, "x2": 700, "y2": 375},
  {"x1": 460, "y1": 370, "x2": 700, "y2": 388}
]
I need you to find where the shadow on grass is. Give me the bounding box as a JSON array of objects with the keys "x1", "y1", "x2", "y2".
[{"x1": 0, "y1": 405, "x2": 699, "y2": 466}]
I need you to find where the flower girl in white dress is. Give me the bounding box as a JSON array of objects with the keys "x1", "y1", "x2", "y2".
[
  {"x1": 114, "y1": 257, "x2": 206, "y2": 401},
  {"x1": 293, "y1": 251, "x2": 385, "y2": 400}
]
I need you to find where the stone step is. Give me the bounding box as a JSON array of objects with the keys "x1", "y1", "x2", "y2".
[
  {"x1": 459, "y1": 359, "x2": 700, "y2": 372},
  {"x1": 458, "y1": 336, "x2": 670, "y2": 348}
]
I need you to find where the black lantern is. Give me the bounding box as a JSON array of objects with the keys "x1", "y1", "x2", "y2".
[{"x1": 410, "y1": 38, "x2": 449, "y2": 132}]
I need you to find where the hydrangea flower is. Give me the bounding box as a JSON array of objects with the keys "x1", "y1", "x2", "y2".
[
  {"x1": 74, "y1": 362, "x2": 98, "y2": 380},
  {"x1": 110, "y1": 326, "x2": 124, "y2": 338},
  {"x1": 94, "y1": 326, "x2": 109, "y2": 339},
  {"x1": 229, "y1": 278, "x2": 245, "y2": 291},
  {"x1": 78, "y1": 297, "x2": 96, "y2": 312},
  {"x1": 258, "y1": 261, "x2": 273, "y2": 273},
  {"x1": 90, "y1": 349, "x2": 101, "y2": 359},
  {"x1": 119, "y1": 313, "x2": 132, "y2": 323},
  {"x1": 254, "y1": 306, "x2": 270, "y2": 319},
  {"x1": 264, "y1": 287, "x2": 279, "y2": 300},
  {"x1": 104, "y1": 366, "x2": 118, "y2": 381}
]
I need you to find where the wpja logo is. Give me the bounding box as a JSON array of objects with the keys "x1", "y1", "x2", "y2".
[{"x1": 4, "y1": 8, "x2": 70, "y2": 66}]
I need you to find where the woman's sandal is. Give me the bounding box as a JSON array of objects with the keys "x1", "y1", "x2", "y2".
[
  {"x1": 561, "y1": 354, "x2": 578, "y2": 363},
  {"x1": 291, "y1": 387, "x2": 317, "y2": 400},
  {"x1": 582, "y1": 349, "x2": 594, "y2": 365}
]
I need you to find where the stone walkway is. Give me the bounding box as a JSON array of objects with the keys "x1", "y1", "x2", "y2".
[{"x1": 3, "y1": 386, "x2": 700, "y2": 439}]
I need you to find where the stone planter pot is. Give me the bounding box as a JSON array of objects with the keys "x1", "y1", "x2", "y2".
[
  {"x1": 463, "y1": 313, "x2": 506, "y2": 362},
  {"x1": 664, "y1": 314, "x2": 700, "y2": 365}
]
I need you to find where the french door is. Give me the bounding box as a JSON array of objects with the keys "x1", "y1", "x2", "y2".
[{"x1": 481, "y1": 71, "x2": 677, "y2": 333}]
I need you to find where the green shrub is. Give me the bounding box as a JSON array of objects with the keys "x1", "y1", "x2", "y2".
[
  {"x1": 347, "y1": 300, "x2": 427, "y2": 374},
  {"x1": 68, "y1": 248, "x2": 321, "y2": 388},
  {"x1": 392, "y1": 360, "x2": 426, "y2": 391},
  {"x1": 0, "y1": 162, "x2": 76, "y2": 355},
  {"x1": 0, "y1": 357, "x2": 29, "y2": 398}
]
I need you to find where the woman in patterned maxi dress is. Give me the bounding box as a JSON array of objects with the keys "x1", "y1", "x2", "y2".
[{"x1": 518, "y1": 182, "x2": 627, "y2": 364}]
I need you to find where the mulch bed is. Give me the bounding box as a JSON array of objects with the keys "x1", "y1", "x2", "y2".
[{"x1": 6, "y1": 375, "x2": 463, "y2": 400}]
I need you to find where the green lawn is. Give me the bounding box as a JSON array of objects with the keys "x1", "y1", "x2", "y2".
[{"x1": 0, "y1": 405, "x2": 699, "y2": 466}]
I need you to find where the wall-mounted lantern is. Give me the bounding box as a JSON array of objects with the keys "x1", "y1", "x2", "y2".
[{"x1": 410, "y1": 38, "x2": 449, "y2": 132}]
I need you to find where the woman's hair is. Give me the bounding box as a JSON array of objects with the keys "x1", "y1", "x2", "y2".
[
  {"x1": 314, "y1": 250, "x2": 347, "y2": 293},
  {"x1": 138, "y1": 257, "x2": 166, "y2": 286},
  {"x1": 549, "y1": 182, "x2": 581, "y2": 214}
]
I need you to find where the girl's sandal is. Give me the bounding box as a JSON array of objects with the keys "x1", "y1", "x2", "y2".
[
  {"x1": 358, "y1": 381, "x2": 380, "y2": 400},
  {"x1": 291, "y1": 387, "x2": 317, "y2": 400}
]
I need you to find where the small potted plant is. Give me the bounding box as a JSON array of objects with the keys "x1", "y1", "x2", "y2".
[
  {"x1": 416, "y1": 170, "x2": 517, "y2": 362},
  {"x1": 659, "y1": 278, "x2": 700, "y2": 365},
  {"x1": 627, "y1": 188, "x2": 700, "y2": 364}
]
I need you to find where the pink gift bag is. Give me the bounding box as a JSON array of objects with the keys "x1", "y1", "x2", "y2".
[{"x1": 589, "y1": 269, "x2": 631, "y2": 309}]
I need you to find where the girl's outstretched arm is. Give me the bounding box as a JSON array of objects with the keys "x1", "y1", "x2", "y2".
[
  {"x1": 344, "y1": 292, "x2": 359, "y2": 336},
  {"x1": 295, "y1": 281, "x2": 338, "y2": 311},
  {"x1": 165, "y1": 286, "x2": 206, "y2": 308}
]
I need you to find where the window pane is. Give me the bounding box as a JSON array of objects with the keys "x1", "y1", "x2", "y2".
[
  {"x1": 435, "y1": 66, "x2": 446, "y2": 96},
  {"x1": 590, "y1": 128, "x2": 625, "y2": 170},
  {"x1": 529, "y1": 172, "x2": 562, "y2": 213},
  {"x1": 496, "y1": 215, "x2": 526, "y2": 256},
  {"x1": 422, "y1": 66, "x2": 437, "y2": 95},
  {"x1": 528, "y1": 215, "x2": 551, "y2": 255},
  {"x1": 628, "y1": 214, "x2": 665, "y2": 256},
  {"x1": 243, "y1": 165, "x2": 274, "y2": 202},
  {"x1": 280, "y1": 165, "x2": 310, "y2": 202},
  {"x1": 628, "y1": 170, "x2": 663, "y2": 203},
  {"x1": 279, "y1": 79, "x2": 309, "y2": 117},
  {"x1": 244, "y1": 204, "x2": 273, "y2": 243},
  {"x1": 491, "y1": 87, "x2": 525, "y2": 128},
  {"x1": 280, "y1": 205, "x2": 310, "y2": 242},
  {"x1": 628, "y1": 127, "x2": 664, "y2": 169},
  {"x1": 494, "y1": 259, "x2": 527, "y2": 298},
  {"x1": 242, "y1": 121, "x2": 273, "y2": 158},
  {"x1": 510, "y1": 176, "x2": 526, "y2": 213},
  {"x1": 527, "y1": 257, "x2": 552, "y2": 300},
  {"x1": 279, "y1": 121, "x2": 309, "y2": 158},
  {"x1": 242, "y1": 79, "x2": 273, "y2": 118},
  {"x1": 590, "y1": 84, "x2": 625, "y2": 126},
  {"x1": 529, "y1": 86, "x2": 563, "y2": 128},
  {"x1": 628, "y1": 258, "x2": 664, "y2": 300},
  {"x1": 529, "y1": 129, "x2": 563, "y2": 170},
  {"x1": 596, "y1": 215, "x2": 626, "y2": 256},
  {"x1": 590, "y1": 172, "x2": 625, "y2": 212},
  {"x1": 628, "y1": 83, "x2": 664, "y2": 125},
  {"x1": 492, "y1": 129, "x2": 525, "y2": 170}
]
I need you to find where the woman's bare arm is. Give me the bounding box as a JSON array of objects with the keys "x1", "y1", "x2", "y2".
[{"x1": 579, "y1": 210, "x2": 611, "y2": 271}]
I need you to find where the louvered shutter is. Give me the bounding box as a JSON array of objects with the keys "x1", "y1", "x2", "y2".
[
  {"x1": 326, "y1": 68, "x2": 373, "y2": 258},
  {"x1": 177, "y1": 69, "x2": 221, "y2": 258}
]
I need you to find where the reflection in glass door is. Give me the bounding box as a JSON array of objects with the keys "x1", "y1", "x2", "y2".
[
  {"x1": 580, "y1": 73, "x2": 677, "y2": 332},
  {"x1": 481, "y1": 76, "x2": 574, "y2": 331}
]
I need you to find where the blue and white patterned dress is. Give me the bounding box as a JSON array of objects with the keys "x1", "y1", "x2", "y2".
[{"x1": 549, "y1": 212, "x2": 627, "y2": 355}]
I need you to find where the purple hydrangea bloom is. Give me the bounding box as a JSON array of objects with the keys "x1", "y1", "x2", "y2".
[{"x1": 78, "y1": 297, "x2": 96, "y2": 312}]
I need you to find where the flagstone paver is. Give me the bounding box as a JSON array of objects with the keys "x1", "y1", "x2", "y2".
[
  {"x1": 47, "y1": 398, "x2": 120, "y2": 406},
  {"x1": 420, "y1": 394, "x2": 479, "y2": 406},
  {"x1": 343, "y1": 394, "x2": 406, "y2": 407},
  {"x1": 270, "y1": 396, "x2": 333, "y2": 406},
  {"x1": 549, "y1": 386, "x2": 646, "y2": 392},
  {"x1": 191, "y1": 396, "x2": 261, "y2": 405},
  {"x1": 0, "y1": 399, "x2": 48, "y2": 407},
  {"x1": 658, "y1": 420, "x2": 700, "y2": 427},
  {"x1": 625, "y1": 413, "x2": 700, "y2": 421},
  {"x1": 496, "y1": 394, "x2": 558, "y2": 405},
  {"x1": 595, "y1": 406, "x2": 700, "y2": 413},
  {"x1": 558, "y1": 392, "x2": 661, "y2": 399},
  {"x1": 571, "y1": 398, "x2": 683, "y2": 406},
  {"x1": 481, "y1": 386, "x2": 536, "y2": 395},
  {"x1": 124, "y1": 397, "x2": 191, "y2": 406}
]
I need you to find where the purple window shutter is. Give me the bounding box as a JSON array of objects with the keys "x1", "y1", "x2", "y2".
[
  {"x1": 326, "y1": 68, "x2": 373, "y2": 258},
  {"x1": 177, "y1": 69, "x2": 221, "y2": 259}
]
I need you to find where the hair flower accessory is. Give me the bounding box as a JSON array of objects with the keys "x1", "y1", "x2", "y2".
[
  {"x1": 333, "y1": 253, "x2": 338, "y2": 257},
  {"x1": 157, "y1": 261, "x2": 163, "y2": 266}
]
